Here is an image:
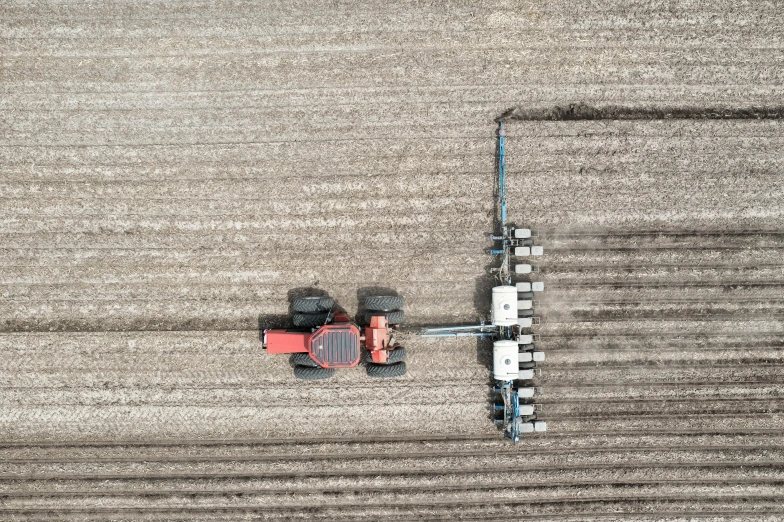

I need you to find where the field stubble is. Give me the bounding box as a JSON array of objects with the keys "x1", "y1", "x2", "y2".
[{"x1": 2, "y1": 0, "x2": 784, "y2": 519}]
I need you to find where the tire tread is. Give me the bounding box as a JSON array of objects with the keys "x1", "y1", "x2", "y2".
[
  {"x1": 293, "y1": 312, "x2": 329, "y2": 328},
  {"x1": 293, "y1": 297, "x2": 335, "y2": 313},
  {"x1": 292, "y1": 352, "x2": 319, "y2": 367},
  {"x1": 293, "y1": 365, "x2": 334, "y2": 380},
  {"x1": 364, "y1": 295, "x2": 404, "y2": 312},
  {"x1": 366, "y1": 361, "x2": 407, "y2": 378}
]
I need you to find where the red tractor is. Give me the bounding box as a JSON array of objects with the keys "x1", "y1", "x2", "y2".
[{"x1": 262, "y1": 295, "x2": 406, "y2": 380}]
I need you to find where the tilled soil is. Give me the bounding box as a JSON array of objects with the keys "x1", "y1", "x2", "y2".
[{"x1": 2, "y1": 0, "x2": 783, "y2": 520}]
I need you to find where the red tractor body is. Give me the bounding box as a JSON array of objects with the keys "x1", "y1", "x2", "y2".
[
  {"x1": 263, "y1": 295, "x2": 406, "y2": 379},
  {"x1": 264, "y1": 312, "x2": 393, "y2": 369}
]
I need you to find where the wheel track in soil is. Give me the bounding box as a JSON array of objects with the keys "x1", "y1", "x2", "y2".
[
  {"x1": 542, "y1": 264, "x2": 784, "y2": 274},
  {"x1": 2, "y1": 489, "x2": 784, "y2": 517},
  {"x1": 541, "y1": 331, "x2": 784, "y2": 339},
  {"x1": 4, "y1": 440, "x2": 784, "y2": 465},
  {"x1": 540, "y1": 229, "x2": 784, "y2": 238},
  {"x1": 544, "y1": 313, "x2": 784, "y2": 322},
  {"x1": 5, "y1": 458, "x2": 783, "y2": 481},
  {"x1": 544, "y1": 362, "x2": 784, "y2": 370},
  {"x1": 541, "y1": 412, "x2": 784, "y2": 422},
  {"x1": 2, "y1": 441, "x2": 781, "y2": 467},
  {"x1": 549, "y1": 282, "x2": 784, "y2": 288},
  {"x1": 425, "y1": 513, "x2": 784, "y2": 522},
  {"x1": 4, "y1": 465, "x2": 784, "y2": 492},
  {"x1": 423, "y1": 513, "x2": 784, "y2": 522},
  {"x1": 542, "y1": 297, "x2": 781, "y2": 304},
  {"x1": 544, "y1": 381, "x2": 783, "y2": 389},
  {"x1": 2, "y1": 478, "x2": 784, "y2": 498},
  {"x1": 2, "y1": 428, "x2": 782, "y2": 447},
  {"x1": 1, "y1": 496, "x2": 782, "y2": 518},
  {"x1": 541, "y1": 343, "x2": 783, "y2": 353},
  {"x1": 548, "y1": 246, "x2": 784, "y2": 252}
]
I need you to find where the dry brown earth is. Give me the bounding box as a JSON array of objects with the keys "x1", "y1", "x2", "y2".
[{"x1": 1, "y1": 0, "x2": 783, "y2": 519}]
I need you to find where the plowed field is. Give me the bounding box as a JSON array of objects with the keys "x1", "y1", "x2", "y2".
[{"x1": 1, "y1": 0, "x2": 783, "y2": 519}]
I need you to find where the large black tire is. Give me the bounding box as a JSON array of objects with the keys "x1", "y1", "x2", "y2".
[
  {"x1": 387, "y1": 347, "x2": 406, "y2": 363},
  {"x1": 364, "y1": 295, "x2": 404, "y2": 312},
  {"x1": 365, "y1": 310, "x2": 404, "y2": 326},
  {"x1": 366, "y1": 361, "x2": 407, "y2": 378},
  {"x1": 292, "y1": 296, "x2": 335, "y2": 313},
  {"x1": 293, "y1": 312, "x2": 329, "y2": 328},
  {"x1": 365, "y1": 347, "x2": 406, "y2": 364},
  {"x1": 292, "y1": 352, "x2": 319, "y2": 367},
  {"x1": 293, "y1": 365, "x2": 334, "y2": 380}
]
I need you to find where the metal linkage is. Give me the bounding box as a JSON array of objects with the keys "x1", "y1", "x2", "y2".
[{"x1": 418, "y1": 324, "x2": 497, "y2": 338}]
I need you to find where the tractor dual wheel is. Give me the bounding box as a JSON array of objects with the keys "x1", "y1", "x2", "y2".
[
  {"x1": 365, "y1": 347, "x2": 406, "y2": 364},
  {"x1": 364, "y1": 310, "x2": 404, "y2": 326},
  {"x1": 293, "y1": 364, "x2": 334, "y2": 380},
  {"x1": 366, "y1": 361, "x2": 406, "y2": 378},
  {"x1": 292, "y1": 296, "x2": 335, "y2": 313},
  {"x1": 364, "y1": 295, "x2": 404, "y2": 312},
  {"x1": 293, "y1": 312, "x2": 330, "y2": 328},
  {"x1": 292, "y1": 352, "x2": 319, "y2": 367}
]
